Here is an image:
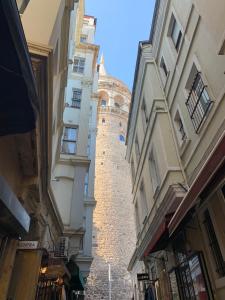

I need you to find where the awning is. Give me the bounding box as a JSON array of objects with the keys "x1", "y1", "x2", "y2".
[
  {"x1": 0, "y1": 0, "x2": 38, "y2": 136},
  {"x1": 0, "y1": 176, "x2": 30, "y2": 236},
  {"x1": 144, "y1": 214, "x2": 172, "y2": 257},
  {"x1": 169, "y1": 132, "x2": 225, "y2": 235},
  {"x1": 66, "y1": 259, "x2": 85, "y2": 291}
]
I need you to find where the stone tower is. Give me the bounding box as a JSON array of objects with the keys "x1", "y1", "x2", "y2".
[{"x1": 85, "y1": 56, "x2": 136, "y2": 300}]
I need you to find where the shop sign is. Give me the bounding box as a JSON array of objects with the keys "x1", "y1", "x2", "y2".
[
  {"x1": 137, "y1": 273, "x2": 149, "y2": 281},
  {"x1": 18, "y1": 241, "x2": 39, "y2": 249}
]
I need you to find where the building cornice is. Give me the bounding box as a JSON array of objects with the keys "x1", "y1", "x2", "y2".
[
  {"x1": 58, "y1": 156, "x2": 91, "y2": 167},
  {"x1": 126, "y1": 41, "x2": 152, "y2": 148}
]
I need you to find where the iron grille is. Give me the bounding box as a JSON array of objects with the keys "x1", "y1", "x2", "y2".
[
  {"x1": 35, "y1": 278, "x2": 63, "y2": 300},
  {"x1": 203, "y1": 210, "x2": 225, "y2": 277},
  {"x1": 186, "y1": 72, "x2": 213, "y2": 133},
  {"x1": 71, "y1": 99, "x2": 81, "y2": 108}
]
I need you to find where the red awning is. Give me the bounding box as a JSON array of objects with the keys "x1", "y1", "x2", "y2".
[
  {"x1": 144, "y1": 215, "x2": 172, "y2": 257},
  {"x1": 169, "y1": 132, "x2": 225, "y2": 235}
]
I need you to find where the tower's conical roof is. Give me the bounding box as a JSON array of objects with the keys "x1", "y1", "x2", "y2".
[{"x1": 99, "y1": 53, "x2": 107, "y2": 76}]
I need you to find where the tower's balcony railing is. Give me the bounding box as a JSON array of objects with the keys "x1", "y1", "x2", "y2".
[{"x1": 98, "y1": 105, "x2": 128, "y2": 116}]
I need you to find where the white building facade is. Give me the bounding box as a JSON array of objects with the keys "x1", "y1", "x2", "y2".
[{"x1": 52, "y1": 10, "x2": 99, "y2": 280}]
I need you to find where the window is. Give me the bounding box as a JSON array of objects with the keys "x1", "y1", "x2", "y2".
[
  {"x1": 149, "y1": 149, "x2": 161, "y2": 195},
  {"x1": 119, "y1": 135, "x2": 125, "y2": 142},
  {"x1": 79, "y1": 237, "x2": 84, "y2": 251},
  {"x1": 73, "y1": 57, "x2": 85, "y2": 73},
  {"x1": 102, "y1": 118, "x2": 105, "y2": 124},
  {"x1": 140, "y1": 181, "x2": 148, "y2": 220},
  {"x1": 169, "y1": 14, "x2": 182, "y2": 51},
  {"x1": 135, "y1": 136, "x2": 140, "y2": 162},
  {"x1": 61, "y1": 127, "x2": 78, "y2": 154},
  {"x1": 71, "y1": 88, "x2": 82, "y2": 108},
  {"x1": 135, "y1": 202, "x2": 141, "y2": 235},
  {"x1": 84, "y1": 172, "x2": 89, "y2": 196},
  {"x1": 101, "y1": 100, "x2": 107, "y2": 107},
  {"x1": 131, "y1": 158, "x2": 135, "y2": 183},
  {"x1": 80, "y1": 34, "x2": 87, "y2": 43},
  {"x1": 160, "y1": 57, "x2": 168, "y2": 77},
  {"x1": 141, "y1": 98, "x2": 148, "y2": 130},
  {"x1": 115, "y1": 102, "x2": 120, "y2": 108},
  {"x1": 203, "y1": 210, "x2": 225, "y2": 277},
  {"x1": 174, "y1": 110, "x2": 187, "y2": 143},
  {"x1": 186, "y1": 64, "x2": 212, "y2": 132},
  {"x1": 87, "y1": 134, "x2": 91, "y2": 156}
]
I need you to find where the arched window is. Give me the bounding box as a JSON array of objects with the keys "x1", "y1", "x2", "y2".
[
  {"x1": 119, "y1": 135, "x2": 125, "y2": 142},
  {"x1": 102, "y1": 118, "x2": 106, "y2": 124},
  {"x1": 101, "y1": 99, "x2": 107, "y2": 106}
]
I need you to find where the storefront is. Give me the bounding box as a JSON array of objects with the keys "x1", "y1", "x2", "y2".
[
  {"x1": 0, "y1": 176, "x2": 31, "y2": 298},
  {"x1": 66, "y1": 259, "x2": 86, "y2": 300},
  {"x1": 35, "y1": 257, "x2": 71, "y2": 300},
  {"x1": 167, "y1": 232, "x2": 213, "y2": 300}
]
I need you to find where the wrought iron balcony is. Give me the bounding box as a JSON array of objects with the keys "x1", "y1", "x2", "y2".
[{"x1": 186, "y1": 72, "x2": 213, "y2": 133}]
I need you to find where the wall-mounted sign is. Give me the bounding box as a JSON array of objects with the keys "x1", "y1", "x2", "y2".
[
  {"x1": 18, "y1": 241, "x2": 39, "y2": 250},
  {"x1": 137, "y1": 273, "x2": 149, "y2": 281}
]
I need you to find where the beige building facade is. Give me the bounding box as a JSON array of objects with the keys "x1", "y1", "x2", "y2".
[
  {"x1": 127, "y1": 0, "x2": 225, "y2": 299},
  {"x1": 0, "y1": 0, "x2": 76, "y2": 299}
]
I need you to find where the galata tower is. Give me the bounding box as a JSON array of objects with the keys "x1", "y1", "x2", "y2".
[{"x1": 85, "y1": 55, "x2": 136, "y2": 300}]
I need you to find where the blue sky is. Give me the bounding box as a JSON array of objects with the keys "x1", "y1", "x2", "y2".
[{"x1": 85, "y1": 0, "x2": 156, "y2": 90}]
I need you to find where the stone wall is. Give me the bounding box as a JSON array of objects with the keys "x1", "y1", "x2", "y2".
[{"x1": 85, "y1": 108, "x2": 136, "y2": 299}]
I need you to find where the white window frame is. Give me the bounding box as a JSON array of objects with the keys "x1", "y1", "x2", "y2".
[
  {"x1": 71, "y1": 88, "x2": 82, "y2": 108},
  {"x1": 61, "y1": 126, "x2": 78, "y2": 154},
  {"x1": 73, "y1": 57, "x2": 85, "y2": 73},
  {"x1": 168, "y1": 14, "x2": 182, "y2": 51}
]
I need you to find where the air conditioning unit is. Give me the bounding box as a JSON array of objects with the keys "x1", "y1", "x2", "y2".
[{"x1": 54, "y1": 236, "x2": 69, "y2": 258}]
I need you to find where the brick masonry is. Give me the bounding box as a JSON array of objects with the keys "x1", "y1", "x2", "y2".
[{"x1": 85, "y1": 86, "x2": 136, "y2": 299}]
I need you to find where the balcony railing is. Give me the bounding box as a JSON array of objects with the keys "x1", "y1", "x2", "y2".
[
  {"x1": 186, "y1": 72, "x2": 213, "y2": 133},
  {"x1": 98, "y1": 105, "x2": 128, "y2": 116}
]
